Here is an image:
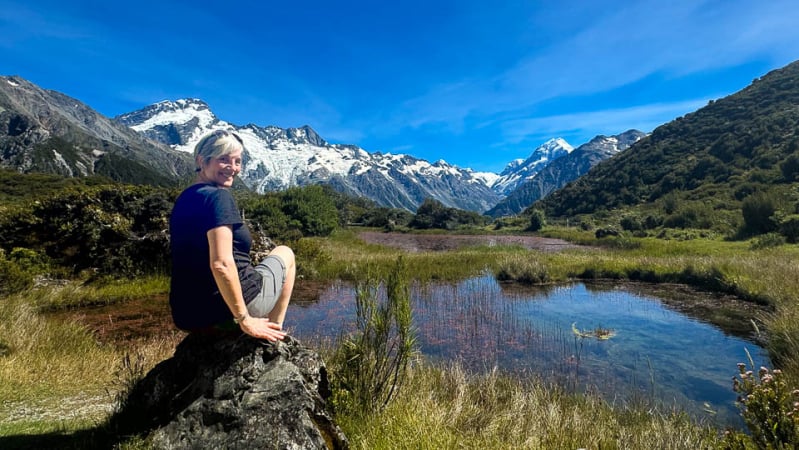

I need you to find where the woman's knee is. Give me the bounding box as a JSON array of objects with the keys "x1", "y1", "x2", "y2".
[{"x1": 270, "y1": 245, "x2": 295, "y2": 269}]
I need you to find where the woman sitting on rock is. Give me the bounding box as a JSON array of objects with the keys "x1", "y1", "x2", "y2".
[{"x1": 169, "y1": 129, "x2": 295, "y2": 342}]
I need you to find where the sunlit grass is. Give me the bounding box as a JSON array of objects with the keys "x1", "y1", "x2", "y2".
[
  {"x1": 0, "y1": 289, "x2": 179, "y2": 443},
  {"x1": 338, "y1": 363, "x2": 721, "y2": 450},
  {"x1": 319, "y1": 229, "x2": 799, "y2": 385},
  {"x1": 0, "y1": 294, "x2": 119, "y2": 404},
  {"x1": 32, "y1": 274, "x2": 170, "y2": 310}
]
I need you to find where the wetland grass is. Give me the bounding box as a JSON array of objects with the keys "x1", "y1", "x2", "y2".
[
  {"x1": 339, "y1": 363, "x2": 721, "y2": 450},
  {"x1": 3, "y1": 229, "x2": 799, "y2": 448},
  {"x1": 0, "y1": 287, "x2": 179, "y2": 447}
]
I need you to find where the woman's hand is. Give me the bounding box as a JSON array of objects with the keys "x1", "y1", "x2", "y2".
[{"x1": 238, "y1": 316, "x2": 287, "y2": 342}]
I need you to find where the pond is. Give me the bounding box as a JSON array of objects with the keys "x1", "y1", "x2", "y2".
[{"x1": 286, "y1": 275, "x2": 771, "y2": 428}]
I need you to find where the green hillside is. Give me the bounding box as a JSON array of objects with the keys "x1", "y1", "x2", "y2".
[{"x1": 536, "y1": 60, "x2": 799, "y2": 237}]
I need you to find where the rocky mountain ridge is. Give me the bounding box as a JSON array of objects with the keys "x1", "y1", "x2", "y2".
[
  {"x1": 0, "y1": 75, "x2": 193, "y2": 185},
  {"x1": 487, "y1": 130, "x2": 646, "y2": 217},
  {"x1": 116, "y1": 99, "x2": 503, "y2": 212},
  {"x1": 492, "y1": 138, "x2": 574, "y2": 196},
  {"x1": 0, "y1": 74, "x2": 646, "y2": 214}
]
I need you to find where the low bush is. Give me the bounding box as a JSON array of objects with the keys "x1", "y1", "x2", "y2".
[{"x1": 724, "y1": 361, "x2": 799, "y2": 449}]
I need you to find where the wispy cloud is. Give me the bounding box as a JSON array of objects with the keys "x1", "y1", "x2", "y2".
[
  {"x1": 499, "y1": 99, "x2": 710, "y2": 144},
  {"x1": 385, "y1": 0, "x2": 799, "y2": 135}
]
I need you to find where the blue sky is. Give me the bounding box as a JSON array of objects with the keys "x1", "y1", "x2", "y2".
[{"x1": 2, "y1": 1, "x2": 799, "y2": 173}]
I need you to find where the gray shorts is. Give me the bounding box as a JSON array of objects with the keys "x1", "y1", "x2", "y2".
[{"x1": 246, "y1": 255, "x2": 286, "y2": 318}]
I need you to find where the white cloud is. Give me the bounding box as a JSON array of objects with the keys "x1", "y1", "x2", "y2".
[{"x1": 499, "y1": 99, "x2": 710, "y2": 144}]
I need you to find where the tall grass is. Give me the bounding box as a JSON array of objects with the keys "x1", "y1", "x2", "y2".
[
  {"x1": 0, "y1": 287, "x2": 179, "y2": 442},
  {"x1": 5, "y1": 229, "x2": 799, "y2": 448},
  {"x1": 0, "y1": 292, "x2": 119, "y2": 404},
  {"x1": 32, "y1": 275, "x2": 170, "y2": 310},
  {"x1": 338, "y1": 363, "x2": 721, "y2": 449}
]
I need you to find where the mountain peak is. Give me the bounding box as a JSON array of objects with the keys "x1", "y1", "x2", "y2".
[
  {"x1": 118, "y1": 99, "x2": 501, "y2": 211},
  {"x1": 113, "y1": 99, "x2": 228, "y2": 149},
  {"x1": 491, "y1": 138, "x2": 573, "y2": 195},
  {"x1": 286, "y1": 125, "x2": 326, "y2": 146}
]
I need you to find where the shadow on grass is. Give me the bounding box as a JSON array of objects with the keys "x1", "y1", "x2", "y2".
[{"x1": 0, "y1": 428, "x2": 122, "y2": 450}]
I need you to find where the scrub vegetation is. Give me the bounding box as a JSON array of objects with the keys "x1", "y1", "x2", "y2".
[{"x1": 1, "y1": 173, "x2": 799, "y2": 448}]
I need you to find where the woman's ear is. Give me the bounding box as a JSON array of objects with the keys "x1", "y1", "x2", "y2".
[{"x1": 195, "y1": 156, "x2": 205, "y2": 170}]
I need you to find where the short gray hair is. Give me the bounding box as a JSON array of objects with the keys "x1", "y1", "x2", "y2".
[{"x1": 193, "y1": 130, "x2": 245, "y2": 171}]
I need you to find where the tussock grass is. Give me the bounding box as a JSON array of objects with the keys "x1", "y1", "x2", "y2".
[
  {"x1": 339, "y1": 363, "x2": 720, "y2": 449},
  {"x1": 5, "y1": 229, "x2": 799, "y2": 447},
  {"x1": 0, "y1": 294, "x2": 119, "y2": 404},
  {"x1": 32, "y1": 275, "x2": 170, "y2": 310},
  {"x1": 313, "y1": 230, "x2": 529, "y2": 282},
  {"x1": 0, "y1": 288, "x2": 179, "y2": 439}
]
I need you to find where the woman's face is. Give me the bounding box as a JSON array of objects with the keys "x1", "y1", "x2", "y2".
[{"x1": 197, "y1": 148, "x2": 243, "y2": 187}]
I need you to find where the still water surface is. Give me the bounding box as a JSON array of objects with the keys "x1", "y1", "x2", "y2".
[{"x1": 288, "y1": 275, "x2": 770, "y2": 427}]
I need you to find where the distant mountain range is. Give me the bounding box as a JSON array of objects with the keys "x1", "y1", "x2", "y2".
[
  {"x1": 114, "y1": 99, "x2": 503, "y2": 212},
  {"x1": 487, "y1": 130, "x2": 646, "y2": 217},
  {"x1": 1, "y1": 74, "x2": 646, "y2": 214}
]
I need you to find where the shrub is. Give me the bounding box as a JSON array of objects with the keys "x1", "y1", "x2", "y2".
[
  {"x1": 778, "y1": 214, "x2": 799, "y2": 243},
  {"x1": 643, "y1": 214, "x2": 663, "y2": 229},
  {"x1": 620, "y1": 215, "x2": 643, "y2": 231},
  {"x1": 331, "y1": 257, "x2": 416, "y2": 415},
  {"x1": 595, "y1": 227, "x2": 620, "y2": 238},
  {"x1": 724, "y1": 362, "x2": 799, "y2": 449},
  {"x1": 281, "y1": 185, "x2": 339, "y2": 237},
  {"x1": 750, "y1": 232, "x2": 786, "y2": 250},
  {"x1": 527, "y1": 209, "x2": 546, "y2": 232},
  {"x1": 741, "y1": 192, "x2": 779, "y2": 235},
  {"x1": 0, "y1": 258, "x2": 33, "y2": 296}
]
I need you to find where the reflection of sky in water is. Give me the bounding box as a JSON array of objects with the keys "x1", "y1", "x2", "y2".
[{"x1": 287, "y1": 275, "x2": 770, "y2": 427}]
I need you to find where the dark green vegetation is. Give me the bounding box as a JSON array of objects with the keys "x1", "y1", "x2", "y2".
[
  {"x1": 0, "y1": 170, "x2": 460, "y2": 294},
  {"x1": 0, "y1": 169, "x2": 500, "y2": 294},
  {"x1": 536, "y1": 61, "x2": 799, "y2": 242}
]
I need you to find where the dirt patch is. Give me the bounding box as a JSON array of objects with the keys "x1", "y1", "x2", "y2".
[{"x1": 357, "y1": 231, "x2": 583, "y2": 252}]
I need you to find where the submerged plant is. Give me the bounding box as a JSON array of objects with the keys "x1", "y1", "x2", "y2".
[{"x1": 571, "y1": 322, "x2": 616, "y2": 340}]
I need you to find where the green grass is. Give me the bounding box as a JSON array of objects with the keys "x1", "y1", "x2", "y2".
[
  {"x1": 32, "y1": 275, "x2": 170, "y2": 311},
  {"x1": 0, "y1": 287, "x2": 178, "y2": 447},
  {"x1": 4, "y1": 228, "x2": 799, "y2": 448},
  {"x1": 338, "y1": 363, "x2": 721, "y2": 449}
]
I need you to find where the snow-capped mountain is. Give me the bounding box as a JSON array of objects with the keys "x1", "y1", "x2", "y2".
[
  {"x1": 115, "y1": 100, "x2": 502, "y2": 212},
  {"x1": 490, "y1": 138, "x2": 574, "y2": 195},
  {"x1": 486, "y1": 130, "x2": 646, "y2": 217}
]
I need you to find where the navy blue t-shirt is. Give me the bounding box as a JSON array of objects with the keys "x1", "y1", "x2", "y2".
[{"x1": 169, "y1": 183, "x2": 262, "y2": 330}]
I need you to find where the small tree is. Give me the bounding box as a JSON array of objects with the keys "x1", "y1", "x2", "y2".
[
  {"x1": 527, "y1": 209, "x2": 546, "y2": 232},
  {"x1": 779, "y1": 214, "x2": 799, "y2": 243},
  {"x1": 281, "y1": 185, "x2": 338, "y2": 237},
  {"x1": 742, "y1": 192, "x2": 779, "y2": 235}
]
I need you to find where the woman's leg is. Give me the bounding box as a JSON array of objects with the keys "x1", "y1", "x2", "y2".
[{"x1": 265, "y1": 245, "x2": 295, "y2": 328}]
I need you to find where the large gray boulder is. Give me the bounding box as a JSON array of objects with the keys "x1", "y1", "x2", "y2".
[{"x1": 110, "y1": 333, "x2": 348, "y2": 449}]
